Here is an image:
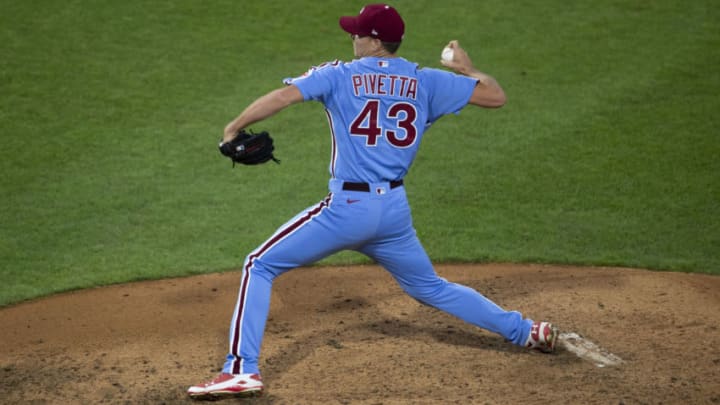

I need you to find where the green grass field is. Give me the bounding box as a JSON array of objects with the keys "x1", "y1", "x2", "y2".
[{"x1": 1, "y1": 0, "x2": 718, "y2": 306}]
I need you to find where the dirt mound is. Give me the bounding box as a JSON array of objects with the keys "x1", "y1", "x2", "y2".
[{"x1": 2, "y1": 264, "x2": 719, "y2": 404}]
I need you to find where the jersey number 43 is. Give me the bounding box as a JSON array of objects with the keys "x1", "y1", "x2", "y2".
[{"x1": 350, "y1": 100, "x2": 418, "y2": 148}]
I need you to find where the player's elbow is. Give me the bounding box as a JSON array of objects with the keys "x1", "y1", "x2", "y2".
[
  {"x1": 486, "y1": 90, "x2": 506, "y2": 108},
  {"x1": 470, "y1": 89, "x2": 506, "y2": 108}
]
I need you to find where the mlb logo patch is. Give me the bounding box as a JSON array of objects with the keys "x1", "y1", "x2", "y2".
[{"x1": 378, "y1": 60, "x2": 389, "y2": 68}]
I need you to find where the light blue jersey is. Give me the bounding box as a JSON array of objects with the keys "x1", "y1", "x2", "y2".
[
  {"x1": 286, "y1": 57, "x2": 476, "y2": 182},
  {"x1": 223, "y1": 57, "x2": 534, "y2": 376}
]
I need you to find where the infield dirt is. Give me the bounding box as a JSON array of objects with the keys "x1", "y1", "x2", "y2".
[{"x1": 1, "y1": 264, "x2": 719, "y2": 404}]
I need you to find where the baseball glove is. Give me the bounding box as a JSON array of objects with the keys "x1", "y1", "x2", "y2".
[{"x1": 219, "y1": 129, "x2": 280, "y2": 166}]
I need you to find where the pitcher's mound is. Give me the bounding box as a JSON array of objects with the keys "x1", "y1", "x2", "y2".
[{"x1": 1, "y1": 264, "x2": 719, "y2": 404}]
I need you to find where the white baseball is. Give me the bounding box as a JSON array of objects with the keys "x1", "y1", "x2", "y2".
[{"x1": 441, "y1": 47, "x2": 454, "y2": 62}]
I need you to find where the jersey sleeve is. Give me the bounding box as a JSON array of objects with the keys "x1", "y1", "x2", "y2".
[
  {"x1": 420, "y1": 68, "x2": 478, "y2": 124},
  {"x1": 282, "y1": 61, "x2": 342, "y2": 103}
]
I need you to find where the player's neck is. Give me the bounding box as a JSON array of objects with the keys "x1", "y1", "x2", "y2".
[{"x1": 365, "y1": 50, "x2": 397, "y2": 58}]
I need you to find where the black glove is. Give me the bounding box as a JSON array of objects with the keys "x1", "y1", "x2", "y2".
[{"x1": 219, "y1": 129, "x2": 280, "y2": 166}]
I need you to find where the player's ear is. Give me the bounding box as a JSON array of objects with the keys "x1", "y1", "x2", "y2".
[{"x1": 371, "y1": 37, "x2": 383, "y2": 51}]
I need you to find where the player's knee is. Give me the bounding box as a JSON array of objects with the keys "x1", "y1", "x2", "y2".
[
  {"x1": 243, "y1": 256, "x2": 281, "y2": 280},
  {"x1": 400, "y1": 278, "x2": 448, "y2": 303}
]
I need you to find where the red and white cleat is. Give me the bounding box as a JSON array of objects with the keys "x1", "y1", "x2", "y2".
[
  {"x1": 187, "y1": 373, "x2": 264, "y2": 400},
  {"x1": 525, "y1": 321, "x2": 559, "y2": 353}
]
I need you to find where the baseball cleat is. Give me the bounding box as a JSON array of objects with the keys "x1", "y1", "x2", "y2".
[
  {"x1": 187, "y1": 372, "x2": 263, "y2": 400},
  {"x1": 525, "y1": 321, "x2": 559, "y2": 353}
]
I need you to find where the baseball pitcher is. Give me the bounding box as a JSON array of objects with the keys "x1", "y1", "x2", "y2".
[{"x1": 189, "y1": 4, "x2": 558, "y2": 400}]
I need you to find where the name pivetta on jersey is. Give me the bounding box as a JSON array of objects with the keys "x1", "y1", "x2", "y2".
[{"x1": 282, "y1": 57, "x2": 477, "y2": 182}]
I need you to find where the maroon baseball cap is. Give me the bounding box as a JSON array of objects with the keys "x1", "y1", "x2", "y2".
[{"x1": 339, "y1": 4, "x2": 405, "y2": 42}]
